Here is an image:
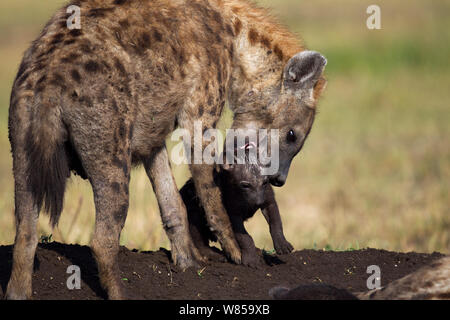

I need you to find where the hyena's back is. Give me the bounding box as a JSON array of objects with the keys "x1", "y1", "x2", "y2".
[{"x1": 9, "y1": 0, "x2": 235, "y2": 224}]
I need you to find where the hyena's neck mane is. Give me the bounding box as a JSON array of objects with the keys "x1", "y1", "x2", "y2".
[
  {"x1": 224, "y1": 0, "x2": 304, "y2": 61},
  {"x1": 219, "y1": 0, "x2": 305, "y2": 112}
]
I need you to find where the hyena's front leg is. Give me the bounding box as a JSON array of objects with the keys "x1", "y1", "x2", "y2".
[
  {"x1": 144, "y1": 146, "x2": 205, "y2": 269},
  {"x1": 178, "y1": 115, "x2": 241, "y2": 263}
]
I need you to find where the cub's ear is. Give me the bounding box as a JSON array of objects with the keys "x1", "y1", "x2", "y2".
[{"x1": 283, "y1": 51, "x2": 327, "y2": 91}]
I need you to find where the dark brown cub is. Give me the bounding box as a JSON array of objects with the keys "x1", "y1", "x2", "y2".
[{"x1": 180, "y1": 152, "x2": 293, "y2": 268}]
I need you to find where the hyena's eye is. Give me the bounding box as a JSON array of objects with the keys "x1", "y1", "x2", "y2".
[{"x1": 287, "y1": 129, "x2": 297, "y2": 143}]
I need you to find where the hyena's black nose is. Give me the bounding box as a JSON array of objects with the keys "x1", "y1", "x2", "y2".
[{"x1": 270, "y1": 175, "x2": 286, "y2": 187}]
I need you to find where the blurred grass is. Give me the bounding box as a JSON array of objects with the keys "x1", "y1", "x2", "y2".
[{"x1": 0, "y1": 0, "x2": 449, "y2": 254}]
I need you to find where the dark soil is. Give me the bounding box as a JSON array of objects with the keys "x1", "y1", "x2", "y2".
[{"x1": 0, "y1": 242, "x2": 443, "y2": 300}]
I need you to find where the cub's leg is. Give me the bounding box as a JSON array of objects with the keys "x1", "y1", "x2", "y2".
[
  {"x1": 180, "y1": 179, "x2": 226, "y2": 262},
  {"x1": 179, "y1": 179, "x2": 213, "y2": 255},
  {"x1": 144, "y1": 146, "x2": 205, "y2": 268},
  {"x1": 261, "y1": 186, "x2": 293, "y2": 254},
  {"x1": 229, "y1": 215, "x2": 261, "y2": 268}
]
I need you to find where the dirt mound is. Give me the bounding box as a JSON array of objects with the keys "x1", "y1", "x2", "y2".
[{"x1": 0, "y1": 242, "x2": 443, "y2": 300}]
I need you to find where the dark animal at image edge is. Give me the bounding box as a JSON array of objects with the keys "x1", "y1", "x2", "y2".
[
  {"x1": 270, "y1": 256, "x2": 450, "y2": 300},
  {"x1": 7, "y1": 0, "x2": 327, "y2": 299}
]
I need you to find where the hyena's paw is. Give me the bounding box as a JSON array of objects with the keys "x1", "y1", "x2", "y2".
[
  {"x1": 5, "y1": 283, "x2": 31, "y2": 300},
  {"x1": 221, "y1": 237, "x2": 242, "y2": 265},
  {"x1": 274, "y1": 238, "x2": 294, "y2": 255},
  {"x1": 4, "y1": 291, "x2": 29, "y2": 300},
  {"x1": 171, "y1": 238, "x2": 207, "y2": 270},
  {"x1": 107, "y1": 286, "x2": 127, "y2": 300}
]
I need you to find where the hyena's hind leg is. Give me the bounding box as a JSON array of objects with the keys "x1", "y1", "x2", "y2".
[
  {"x1": 144, "y1": 146, "x2": 205, "y2": 269},
  {"x1": 89, "y1": 166, "x2": 130, "y2": 300},
  {"x1": 69, "y1": 126, "x2": 132, "y2": 300},
  {"x1": 5, "y1": 177, "x2": 39, "y2": 300}
]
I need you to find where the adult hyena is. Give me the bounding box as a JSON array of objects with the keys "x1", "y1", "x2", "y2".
[{"x1": 7, "y1": 0, "x2": 326, "y2": 299}]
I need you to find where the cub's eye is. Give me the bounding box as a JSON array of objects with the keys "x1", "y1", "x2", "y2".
[
  {"x1": 287, "y1": 129, "x2": 296, "y2": 143},
  {"x1": 240, "y1": 182, "x2": 252, "y2": 189}
]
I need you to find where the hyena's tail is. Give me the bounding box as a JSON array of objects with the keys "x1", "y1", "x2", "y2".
[{"x1": 24, "y1": 94, "x2": 70, "y2": 227}]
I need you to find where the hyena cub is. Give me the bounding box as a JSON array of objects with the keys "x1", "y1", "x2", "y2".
[{"x1": 181, "y1": 148, "x2": 293, "y2": 267}]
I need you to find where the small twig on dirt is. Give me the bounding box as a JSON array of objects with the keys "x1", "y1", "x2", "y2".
[
  {"x1": 167, "y1": 264, "x2": 174, "y2": 285},
  {"x1": 197, "y1": 267, "x2": 207, "y2": 278},
  {"x1": 344, "y1": 266, "x2": 357, "y2": 275},
  {"x1": 231, "y1": 276, "x2": 239, "y2": 288},
  {"x1": 313, "y1": 276, "x2": 323, "y2": 283}
]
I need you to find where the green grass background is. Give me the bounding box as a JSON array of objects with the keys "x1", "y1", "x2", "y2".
[{"x1": 0, "y1": 0, "x2": 448, "y2": 253}]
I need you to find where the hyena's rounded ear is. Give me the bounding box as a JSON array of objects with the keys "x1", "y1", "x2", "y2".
[{"x1": 283, "y1": 51, "x2": 327, "y2": 91}]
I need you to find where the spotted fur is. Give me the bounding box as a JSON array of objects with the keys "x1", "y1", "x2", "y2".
[{"x1": 7, "y1": 0, "x2": 327, "y2": 299}]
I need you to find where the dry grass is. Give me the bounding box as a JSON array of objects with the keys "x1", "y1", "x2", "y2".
[{"x1": 0, "y1": 0, "x2": 448, "y2": 254}]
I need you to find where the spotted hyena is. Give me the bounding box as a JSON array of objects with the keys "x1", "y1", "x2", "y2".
[
  {"x1": 270, "y1": 256, "x2": 450, "y2": 300},
  {"x1": 181, "y1": 148, "x2": 293, "y2": 268},
  {"x1": 7, "y1": 0, "x2": 326, "y2": 299}
]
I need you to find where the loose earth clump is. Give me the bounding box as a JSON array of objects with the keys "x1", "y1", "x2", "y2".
[{"x1": 0, "y1": 242, "x2": 443, "y2": 300}]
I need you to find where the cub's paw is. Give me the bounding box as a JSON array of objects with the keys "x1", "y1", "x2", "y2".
[{"x1": 274, "y1": 238, "x2": 294, "y2": 255}]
